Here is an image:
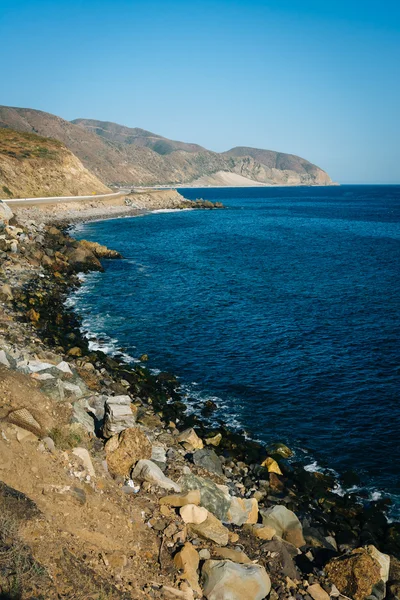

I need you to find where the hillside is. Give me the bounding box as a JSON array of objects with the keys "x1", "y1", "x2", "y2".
[
  {"x1": 0, "y1": 106, "x2": 333, "y2": 187},
  {"x1": 0, "y1": 128, "x2": 110, "y2": 199}
]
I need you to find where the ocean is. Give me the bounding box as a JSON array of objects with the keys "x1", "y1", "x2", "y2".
[{"x1": 71, "y1": 185, "x2": 400, "y2": 512}]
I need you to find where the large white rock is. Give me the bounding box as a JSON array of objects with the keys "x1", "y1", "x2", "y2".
[
  {"x1": 202, "y1": 560, "x2": 271, "y2": 600},
  {"x1": 180, "y1": 504, "x2": 208, "y2": 525},
  {"x1": 0, "y1": 350, "x2": 10, "y2": 368},
  {"x1": 132, "y1": 459, "x2": 181, "y2": 492},
  {"x1": 368, "y1": 545, "x2": 390, "y2": 583},
  {"x1": 103, "y1": 395, "x2": 136, "y2": 438},
  {"x1": 72, "y1": 447, "x2": 96, "y2": 477},
  {"x1": 55, "y1": 361, "x2": 73, "y2": 375},
  {"x1": 0, "y1": 201, "x2": 13, "y2": 224}
]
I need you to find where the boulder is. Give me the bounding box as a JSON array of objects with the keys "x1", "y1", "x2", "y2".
[
  {"x1": 64, "y1": 245, "x2": 102, "y2": 272},
  {"x1": 79, "y1": 239, "x2": 122, "y2": 259},
  {"x1": 261, "y1": 505, "x2": 305, "y2": 548},
  {"x1": 189, "y1": 512, "x2": 229, "y2": 546},
  {"x1": 160, "y1": 490, "x2": 201, "y2": 507},
  {"x1": 227, "y1": 497, "x2": 258, "y2": 526},
  {"x1": 105, "y1": 427, "x2": 152, "y2": 476},
  {"x1": 267, "y1": 442, "x2": 293, "y2": 458},
  {"x1": 132, "y1": 459, "x2": 181, "y2": 492},
  {"x1": 0, "y1": 284, "x2": 13, "y2": 303},
  {"x1": 0, "y1": 201, "x2": 13, "y2": 224},
  {"x1": 174, "y1": 542, "x2": 201, "y2": 595},
  {"x1": 250, "y1": 524, "x2": 277, "y2": 540},
  {"x1": 193, "y1": 448, "x2": 224, "y2": 476},
  {"x1": 161, "y1": 585, "x2": 194, "y2": 600},
  {"x1": 213, "y1": 548, "x2": 251, "y2": 564},
  {"x1": 259, "y1": 539, "x2": 300, "y2": 580},
  {"x1": 55, "y1": 361, "x2": 73, "y2": 376},
  {"x1": 205, "y1": 433, "x2": 222, "y2": 447},
  {"x1": 201, "y1": 560, "x2": 271, "y2": 600},
  {"x1": 307, "y1": 583, "x2": 330, "y2": 600},
  {"x1": 325, "y1": 545, "x2": 390, "y2": 600},
  {"x1": 260, "y1": 457, "x2": 282, "y2": 475},
  {"x1": 71, "y1": 400, "x2": 96, "y2": 435},
  {"x1": 102, "y1": 395, "x2": 137, "y2": 438},
  {"x1": 62, "y1": 381, "x2": 85, "y2": 399},
  {"x1": 180, "y1": 504, "x2": 208, "y2": 525},
  {"x1": 152, "y1": 444, "x2": 167, "y2": 465},
  {"x1": 177, "y1": 428, "x2": 204, "y2": 451},
  {"x1": 72, "y1": 447, "x2": 96, "y2": 477},
  {"x1": 179, "y1": 474, "x2": 230, "y2": 522},
  {"x1": 0, "y1": 349, "x2": 11, "y2": 368}
]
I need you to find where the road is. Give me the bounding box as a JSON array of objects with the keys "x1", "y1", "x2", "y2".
[{"x1": 2, "y1": 189, "x2": 134, "y2": 207}]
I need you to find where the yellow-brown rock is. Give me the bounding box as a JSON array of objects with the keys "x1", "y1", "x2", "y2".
[
  {"x1": 26, "y1": 308, "x2": 40, "y2": 323},
  {"x1": 160, "y1": 490, "x2": 201, "y2": 507},
  {"x1": 176, "y1": 428, "x2": 203, "y2": 451},
  {"x1": 105, "y1": 427, "x2": 152, "y2": 477},
  {"x1": 205, "y1": 433, "x2": 222, "y2": 447},
  {"x1": 251, "y1": 525, "x2": 277, "y2": 540},
  {"x1": 325, "y1": 546, "x2": 389, "y2": 600},
  {"x1": 261, "y1": 457, "x2": 283, "y2": 475},
  {"x1": 174, "y1": 542, "x2": 201, "y2": 595},
  {"x1": 189, "y1": 512, "x2": 229, "y2": 546},
  {"x1": 213, "y1": 547, "x2": 251, "y2": 564}
]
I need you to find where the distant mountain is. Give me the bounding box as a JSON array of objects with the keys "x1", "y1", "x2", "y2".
[
  {"x1": 0, "y1": 128, "x2": 109, "y2": 198},
  {"x1": 72, "y1": 118, "x2": 206, "y2": 155},
  {"x1": 0, "y1": 106, "x2": 333, "y2": 187}
]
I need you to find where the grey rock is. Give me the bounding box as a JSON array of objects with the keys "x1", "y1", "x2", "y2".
[
  {"x1": 179, "y1": 474, "x2": 231, "y2": 522},
  {"x1": 260, "y1": 539, "x2": 300, "y2": 580},
  {"x1": 39, "y1": 378, "x2": 65, "y2": 402},
  {"x1": 261, "y1": 505, "x2": 305, "y2": 548},
  {"x1": 193, "y1": 448, "x2": 224, "y2": 476},
  {"x1": 71, "y1": 400, "x2": 96, "y2": 435},
  {"x1": 42, "y1": 436, "x2": 55, "y2": 452},
  {"x1": 202, "y1": 560, "x2": 271, "y2": 600},
  {"x1": 103, "y1": 395, "x2": 136, "y2": 438},
  {"x1": 132, "y1": 459, "x2": 181, "y2": 492},
  {"x1": 152, "y1": 445, "x2": 167, "y2": 464}
]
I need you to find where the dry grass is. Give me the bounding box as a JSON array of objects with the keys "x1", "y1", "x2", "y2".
[
  {"x1": 0, "y1": 128, "x2": 62, "y2": 161},
  {"x1": 0, "y1": 503, "x2": 49, "y2": 599}
]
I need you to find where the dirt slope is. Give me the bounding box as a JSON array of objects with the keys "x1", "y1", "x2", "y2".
[{"x1": 0, "y1": 128, "x2": 110, "y2": 198}]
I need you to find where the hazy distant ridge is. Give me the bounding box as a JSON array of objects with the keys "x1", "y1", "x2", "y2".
[{"x1": 0, "y1": 106, "x2": 333, "y2": 187}]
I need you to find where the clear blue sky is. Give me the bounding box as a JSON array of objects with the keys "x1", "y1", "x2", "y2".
[{"x1": 1, "y1": 0, "x2": 399, "y2": 183}]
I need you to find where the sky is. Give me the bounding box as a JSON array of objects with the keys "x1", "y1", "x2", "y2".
[{"x1": 1, "y1": 0, "x2": 399, "y2": 183}]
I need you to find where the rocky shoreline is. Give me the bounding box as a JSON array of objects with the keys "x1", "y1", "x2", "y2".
[{"x1": 1, "y1": 202, "x2": 400, "y2": 600}]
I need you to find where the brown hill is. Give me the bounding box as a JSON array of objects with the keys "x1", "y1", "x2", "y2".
[
  {"x1": 0, "y1": 128, "x2": 110, "y2": 198},
  {"x1": 0, "y1": 106, "x2": 332, "y2": 187}
]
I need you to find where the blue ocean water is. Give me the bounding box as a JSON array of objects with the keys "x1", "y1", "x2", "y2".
[{"x1": 71, "y1": 185, "x2": 400, "y2": 505}]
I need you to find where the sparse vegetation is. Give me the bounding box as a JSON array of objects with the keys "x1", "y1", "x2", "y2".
[
  {"x1": 0, "y1": 126, "x2": 110, "y2": 197},
  {"x1": 2, "y1": 185, "x2": 12, "y2": 197},
  {"x1": 48, "y1": 426, "x2": 82, "y2": 450}
]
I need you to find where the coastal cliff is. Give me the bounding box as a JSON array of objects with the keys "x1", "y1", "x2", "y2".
[
  {"x1": 0, "y1": 128, "x2": 110, "y2": 199},
  {"x1": 0, "y1": 106, "x2": 333, "y2": 188}
]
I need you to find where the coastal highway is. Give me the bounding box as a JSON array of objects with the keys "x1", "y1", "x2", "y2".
[{"x1": 2, "y1": 189, "x2": 136, "y2": 207}]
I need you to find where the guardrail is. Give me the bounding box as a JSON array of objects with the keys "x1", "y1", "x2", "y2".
[{"x1": 2, "y1": 190, "x2": 129, "y2": 206}]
